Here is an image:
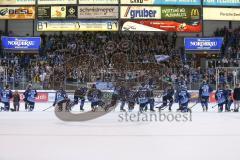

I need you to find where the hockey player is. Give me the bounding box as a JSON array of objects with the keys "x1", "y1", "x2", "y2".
[
  {"x1": 53, "y1": 86, "x2": 70, "y2": 112},
  {"x1": 23, "y1": 84, "x2": 31, "y2": 111},
  {"x1": 74, "y1": 86, "x2": 88, "y2": 111},
  {"x1": 137, "y1": 83, "x2": 150, "y2": 113},
  {"x1": 176, "y1": 85, "x2": 191, "y2": 112},
  {"x1": 233, "y1": 83, "x2": 240, "y2": 112},
  {"x1": 24, "y1": 84, "x2": 38, "y2": 111},
  {"x1": 104, "y1": 82, "x2": 121, "y2": 112},
  {"x1": 199, "y1": 80, "x2": 213, "y2": 112},
  {"x1": 119, "y1": 84, "x2": 127, "y2": 112},
  {"x1": 0, "y1": 84, "x2": 13, "y2": 111},
  {"x1": 159, "y1": 84, "x2": 174, "y2": 111},
  {"x1": 215, "y1": 84, "x2": 228, "y2": 112},
  {"x1": 225, "y1": 85, "x2": 233, "y2": 112},
  {"x1": 125, "y1": 86, "x2": 137, "y2": 112},
  {"x1": 145, "y1": 80, "x2": 155, "y2": 112},
  {"x1": 87, "y1": 84, "x2": 104, "y2": 112}
]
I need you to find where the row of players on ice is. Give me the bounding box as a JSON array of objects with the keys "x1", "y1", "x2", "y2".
[{"x1": 0, "y1": 81, "x2": 239, "y2": 112}]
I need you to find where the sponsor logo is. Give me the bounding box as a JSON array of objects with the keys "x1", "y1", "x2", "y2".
[
  {"x1": 190, "y1": 8, "x2": 200, "y2": 19},
  {"x1": 124, "y1": 6, "x2": 157, "y2": 19},
  {"x1": 66, "y1": 6, "x2": 77, "y2": 19},
  {"x1": 79, "y1": 7, "x2": 115, "y2": 15},
  {"x1": 129, "y1": 0, "x2": 148, "y2": 3},
  {"x1": 68, "y1": 7, "x2": 75, "y2": 15},
  {"x1": 190, "y1": 41, "x2": 218, "y2": 47},
  {"x1": 0, "y1": 8, "x2": 33, "y2": 16},
  {"x1": 51, "y1": 6, "x2": 66, "y2": 18},
  {"x1": 123, "y1": 25, "x2": 136, "y2": 31},
  {"x1": 8, "y1": 39, "x2": 35, "y2": 47}
]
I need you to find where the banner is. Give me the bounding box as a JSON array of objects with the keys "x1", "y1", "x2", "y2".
[
  {"x1": 120, "y1": 0, "x2": 201, "y2": 5},
  {"x1": 79, "y1": 0, "x2": 118, "y2": 4},
  {"x1": 37, "y1": 6, "x2": 51, "y2": 19},
  {"x1": 203, "y1": 7, "x2": 240, "y2": 21},
  {"x1": 37, "y1": 20, "x2": 119, "y2": 31},
  {"x1": 184, "y1": 37, "x2": 224, "y2": 51},
  {"x1": 0, "y1": 7, "x2": 35, "y2": 19},
  {"x1": 121, "y1": 20, "x2": 201, "y2": 32},
  {"x1": 121, "y1": 6, "x2": 161, "y2": 19},
  {"x1": 154, "y1": 55, "x2": 170, "y2": 62},
  {"x1": 51, "y1": 6, "x2": 66, "y2": 19},
  {"x1": 203, "y1": 0, "x2": 240, "y2": 6},
  {"x1": 38, "y1": 6, "x2": 77, "y2": 19},
  {"x1": 1, "y1": 36, "x2": 41, "y2": 50},
  {"x1": 78, "y1": 6, "x2": 118, "y2": 19},
  {"x1": 0, "y1": 0, "x2": 35, "y2": 5},
  {"x1": 161, "y1": 6, "x2": 200, "y2": 20},
  {"x1": 38, "y1": 0, "x2": 77, "y2": 4}
]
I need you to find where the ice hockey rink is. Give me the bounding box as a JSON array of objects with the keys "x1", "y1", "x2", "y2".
[{"x1": 0, "y1": 102, "x2": 240, "y2": 160}]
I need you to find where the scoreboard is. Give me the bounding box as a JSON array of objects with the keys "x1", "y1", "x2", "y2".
[{"x1": 0, "y1": 0, "x2": 239, "y2": 32}]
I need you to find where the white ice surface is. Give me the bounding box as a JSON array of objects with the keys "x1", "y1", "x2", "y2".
[{"x1": 0, "y1": 102, "x2": 240, "y2": 160}]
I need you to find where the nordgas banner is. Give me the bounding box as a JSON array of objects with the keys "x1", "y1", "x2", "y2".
[
  {"x1": 37, "y1": 20, "x2": 118, "y2": 31},
  {"x1": 0, "y1": 7, "x2": 35, "y2": 19},
  {"x1": 1, "y1": 36, "x2": 41, "y2": 50},
  {"x1": 78, "y1": 6, "x2": 118, "y2": 19},
  {"x1": 0, "y1": 0, "x2": 35, "y2": 5},
  {"x1": 184, "y1": 38, "x2": 224, "y2": 51},
  {"x1": 203, "y1": 0, "x2": 240, "y2": 6},
  {"x1": 38, "y1": 0, "x2": 77, "y2": 5},
  {"x1": 203, "y1": 7, "x2": 240, "y2": 21},
  {"x1": 79, "y1": 0, "x2": 118, "y2": 4},
  {"x1": 120, "y1": 0, "x2": 201, "y2": 5}
]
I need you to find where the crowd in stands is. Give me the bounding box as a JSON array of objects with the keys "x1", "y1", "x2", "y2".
[{"x1": 0, "y1": 27, "x2": 239, "y2": 90}]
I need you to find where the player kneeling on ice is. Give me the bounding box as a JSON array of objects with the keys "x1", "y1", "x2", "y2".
[
  {"x1": 176, "y1": 85, "x2": 191, "y2": 113},
  {"x1": 159, "y1": 83, "x2": 174, "y2": 112},
  {"x1": 24, "y1": 84, "x2": 37, "y2": 111},
  {"x1": 74, "y1": 86, "x2": 88, "y2": 111},
  {"x1": 215, "y1": 84, "x2": 228, "y2": 112},
  {"x1": 137, "y1": 83, "x2": 151, "y2": 113},
  {"x1": 199, "y1": 80, "x2": 213, "y2": 112},
  {"x1": 0, "y1": 84, "x2": 13, "y2": 112},
  {"x1": 87, "y1": 84, "x2": 104, "y2": 112},
  {"x1": 53, "y1": 87, "x2": 71, "y2": 112}
]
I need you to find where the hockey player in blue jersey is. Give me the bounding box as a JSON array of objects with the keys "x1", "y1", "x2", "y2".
[
  {"x1": 87, "y1": 84, "x2": 104, "y2": 112},
  {"x1": 145, "y1": 80, "x2": 155, "y2": 112},
  {"x1": 137, "y1": 83, "x2": 150, "y2": 113},
  {"x1": 53, "y1": 86, "x2": 70, "y2": 112},
  {"x1": 199, "y1": 80, "x2": 213, "y2": 112},
  {"x1": 74, "y1": 86, "x2": 88, "y2": 111},
  {"x1": 215, "y1": 84, "x2": 228, "y2": 112},
  {"x1": 0, "y1": 84, "x2": 13, "y2": 111},
  {"x1": 159, "y1": 84, "x2": 174, "y2": 111},
  {"x1": 176, "y1": 85, "x2": 191, "y2": 112},
  {"x1": 24, "y1": 84, "x2": 38, "y2": 111}
]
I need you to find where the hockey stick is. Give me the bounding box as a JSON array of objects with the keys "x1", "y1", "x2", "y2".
[
  {"x1": 189, "y1": 102, "x2": 199, "y2": 109},
  {"x1": 212, "y1": 104, "x2": 218, "y2": 109},
  {"x1": 42, "y1": 106, "x2": 54, "y2": 111}
]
